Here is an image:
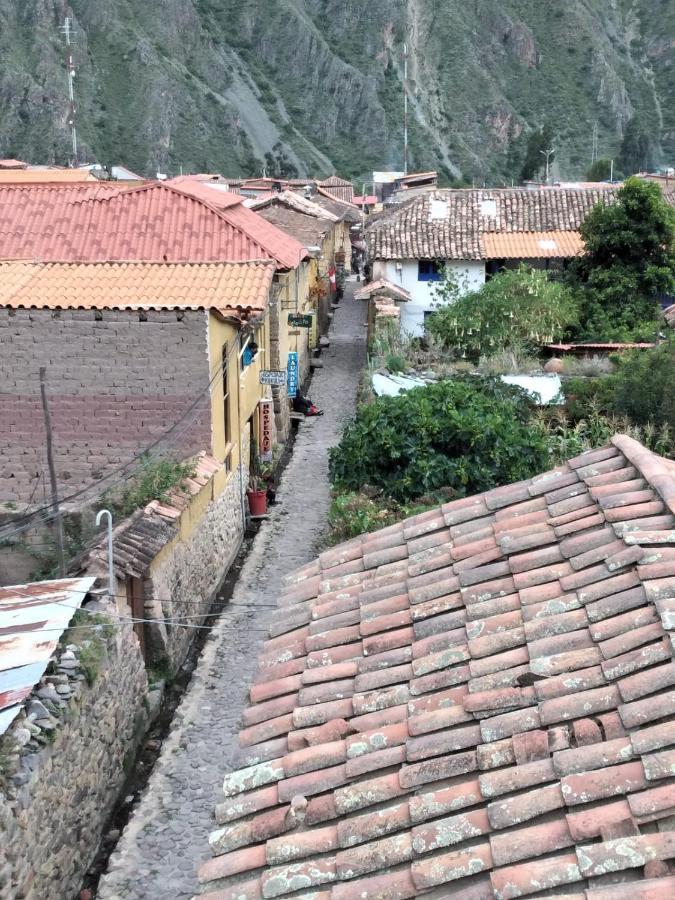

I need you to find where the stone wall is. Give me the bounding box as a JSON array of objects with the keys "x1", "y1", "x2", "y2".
[
  {"x1": 144, "y1": 465, "x2": 247, "y2": 672},
  {"x1": 0, "y1": 611, "x2": 148, "y2": 900},
  {"x1": 0, "y1": 308, "x2": 211, "y2": 503}
]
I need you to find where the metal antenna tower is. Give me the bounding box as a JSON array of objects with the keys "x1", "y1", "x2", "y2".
[
  {"x1": 403, "y1": 42, "x2": 409, "y2": 175},
  {"x1": 591, "y1": 122, "x2": 599, "y2": 164},
  {"x1": 60, "y1": 7, "x2": 78, "y2": 165}
]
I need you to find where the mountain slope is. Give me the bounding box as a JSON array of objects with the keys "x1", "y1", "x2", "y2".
[{"x1": 0, "y1": 0, "x2": 672, "y2": 182}]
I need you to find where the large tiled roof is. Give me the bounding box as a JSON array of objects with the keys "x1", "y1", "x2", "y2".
[
  {"x1": 0, "y1": 168, "x2": 99, "y2": 182},
  {"x1": 255, "y1": 205, "x2": 336, "y2": 248},
  {"x1": 200, "y1": 435, "x2": 675, "y2": 899},
  {"x1": 0, "y1": 182, "x2": 293, "y2": 264},
  {"x1": 366, "y1": 188, "x2": 675, "y2": 261},
  {"x1": 482, "y1": 231, "x2": 584, "y2": 259},
  {"x1": 0, "y1": 261, "x2": 275, "y2": 319},
  {"x1": 318, "y1": 177, "x2": 355, "y2": 204}
]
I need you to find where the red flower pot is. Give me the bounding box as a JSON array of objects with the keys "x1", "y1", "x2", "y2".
[{"x1": 247, "y1": 489, "x2": 267, "y2": 516}]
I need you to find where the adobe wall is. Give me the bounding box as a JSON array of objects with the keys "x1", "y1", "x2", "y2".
[
  {"x1": 144, "y1": 461, "x2": 248, "y2": 672},
  {"x1": 0, "y1": 613, "x2": 149, "y2": 900},
  {"x1": 0, "y1": 308, "x2": 212, "y2": 504}
]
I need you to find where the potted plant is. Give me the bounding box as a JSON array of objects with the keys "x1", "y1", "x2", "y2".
[{"x1": 246, "y1": 457, "x2": 272, "y2": 516}]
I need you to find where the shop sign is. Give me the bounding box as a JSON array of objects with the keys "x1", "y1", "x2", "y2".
[
  {"x1": 287, "y1": 352, "x2": 299, "y2": 398},
  {"x1": 288, "y1": 313, "x2": 313, "y2": 328},
  {"x1": 309, "y1": 312, "x2": 318, "y2": 350},
  {"x1": 259, "y1": 369, "x2": 286, "y2": 386},
  {"x1": 259, "y1": 400, "x2": 274, "y2": 461}
]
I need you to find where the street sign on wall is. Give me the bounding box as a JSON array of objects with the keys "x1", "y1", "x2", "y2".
[
  {"x1": 287, "y1": 352, "x2": 299, "y2": 398},
  {"x1": 259, "y1": 370, "x2": 286, "y2": 386},
  {"x1": 288, "y1": 314, "x2": 313, "y2": 328}
]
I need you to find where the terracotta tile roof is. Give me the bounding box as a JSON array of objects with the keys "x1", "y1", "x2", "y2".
[
  {"x1": 318, "y1": 177, "x2": 355, "y2": 204},
  {"x1": 0, "y1": 159, "x2": 27, "y2": 169},
  {"x1": 665, "y1": 305, "x2": 675, "y2": 328},
  {"x1": 0, "y1": 181, "x2": 294, "y2": 265},
  {"x1": 548, "y1": 342, "x2": 657, "y2": 353},
  {"x1": 483, "y1": 230, "x2": 584, "y2": 259},
  {"x1": 366, "y1": 188, "x2": 675, "y2": 261},
  {"x1": 80, "y1": 453, "x2": 223, "y2": 579},
  {"x1": 0, "y1": 577, "x2": 96, "y2": 734},
  {"x1": 254, "y1": 204, "x2": 336, "y2": 248},
  {"x1": 0, "y1": 168, "x2": 98, "y2": 182},
  {"x1": 0, "y1": 261, "x2": 275, "y2": 319},
  {"x1": 246, "y1": 191, "x2": 340, "y2": 222},
  {"x1": 200, "y1": 435, "x2": 675, "y2": 899},
  {"x1": 354, "y1": 279, "x2": 412, "y2": 302}
]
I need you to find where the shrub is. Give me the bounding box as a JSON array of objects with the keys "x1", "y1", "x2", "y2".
[
  {"x1": 103, "y1": 455, "x2": 196, "y2": 518},
  {"x1": 327, "y1": 491, "x2": 441, "y2": 544},
  {"x1": 328, "y1": 377, "x2": 550, "y2": 502},
  {"x1": 611, "y1": 339, "x2": 675, "y2": 428},
  {"x1": 428, "y1": 266, "x2": 578, "y2": 359}
]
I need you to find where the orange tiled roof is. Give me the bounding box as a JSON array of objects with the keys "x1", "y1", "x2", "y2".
[
  {"x1": 199, "y1": 435, "x2": 675, "y2": 899},
  {"x1": 0, "y1": 261, "x2": 275, "y2": 319},
  {"x1": 0, "y1": 181, "x2": 286, "y2": 263},
  {"x1": 482, "y1": 230, "x2": 584, "y2": 259},
  {"x1": 0, "y1": 168, "x2": 98, "y2": 183}
]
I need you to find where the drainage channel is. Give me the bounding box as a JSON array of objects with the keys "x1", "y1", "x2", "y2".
[{"x1": 79, "y1": 426, "x2": 301, "y2": 900}]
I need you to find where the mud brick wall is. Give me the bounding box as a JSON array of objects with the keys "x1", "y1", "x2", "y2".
[{"x1": 0, "y1": 309, "x2": 212, "y2": 504}]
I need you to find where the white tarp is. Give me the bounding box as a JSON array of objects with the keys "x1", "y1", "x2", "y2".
[{"x1": 501, "y1": 375, "x2": 562, "y2": 405}]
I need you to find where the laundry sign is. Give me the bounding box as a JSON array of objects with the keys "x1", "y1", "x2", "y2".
[{"x1": 287, "y1": 352, "x2": 299, "y2": 398}]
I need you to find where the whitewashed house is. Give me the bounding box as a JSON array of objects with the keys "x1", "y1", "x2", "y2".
[{"x1": 365, "y1": 188, "x2": 627, "y2": 336}]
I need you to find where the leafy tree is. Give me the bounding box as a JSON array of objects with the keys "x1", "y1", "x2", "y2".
[
  {"x1": 520, "y1": 124, "x2": 555, "y2": 182},
  {"x1": 619, "y1": 117, "x2": 654, "y2": 175},
  {"x1": 427, "y1": 265, "x2": 578, "y2": 359},
  {"x1": 570, "y1": 177, "x2": 675, "y2": 337},
  {"x1": 585, "y1": 158, "x2": 622, "y2": 182},
  {"x1": 610, "y1": 339, "x2": 675, "y2": 428},
  {"x1": 328, "y1": 378, "x2": 550, "y2": 502}
]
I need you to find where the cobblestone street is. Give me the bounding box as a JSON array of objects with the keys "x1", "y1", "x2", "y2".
[{"x1": 97, "y1": 282, "x2": 367, "y2": 900}]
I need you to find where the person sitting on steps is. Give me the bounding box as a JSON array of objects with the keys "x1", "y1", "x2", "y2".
[{"x1": 293, "y1": 392, "x2": 324, "y2": 417}]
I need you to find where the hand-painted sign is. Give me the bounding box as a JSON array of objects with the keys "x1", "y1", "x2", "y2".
[
  {"x1": 309, "y1": 312, "x2": 318, "y2": 350},
  {"x1": 288, "y1": 314, "x2": 313, "y2": 328},
  {"x1": 259, "y1": 370, "x2": 286, "y2": 386},
  {"x1": 287, "y1": 352, "x2": 299, "y2": 398},
  {"x1": 259, "y1": 400, "x2": 274, "y2": 461}
]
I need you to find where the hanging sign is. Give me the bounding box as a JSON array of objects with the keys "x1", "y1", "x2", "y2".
[
  {"x1": 288, "y1": 313, "x2": 313, "y2": 328},
  {"x1": 259, "y1": 369, "x2": 286, "y2": 386},
  {"x1": 258, "y1": 400, "x2": 274, "y2": 461},
  {"x1": 309, "y1": 312, "x2": 319, "y2": 350},
  {"x1": 287, "y1": 352, "x2": 299, "y2": 398}
]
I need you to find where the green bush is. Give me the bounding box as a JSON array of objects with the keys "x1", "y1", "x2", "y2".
[
  {"x1": 103, "y1": 456, "x2": 196, "y2": 518},
  {"x1": 428, "y1": 266, "x2": 578, "y2": 359},
  {"x1": 611, "y1": 340, "x2": 675, "y2": 428},
  {"x1": 328, "y1": 378, "x2": 550, "y2": 502},
  {"x1": 327, "y1": 491, "x2": 441, "y2": 544}
]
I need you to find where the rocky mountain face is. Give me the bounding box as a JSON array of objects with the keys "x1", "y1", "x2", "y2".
[{"x1": 0, "y1": 1, "x2": 672, "y2": 183}]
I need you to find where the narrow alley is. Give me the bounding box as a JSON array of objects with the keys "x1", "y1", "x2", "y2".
[{"x1": 96, "y1": 281, "x2": 368, "y2": 900}]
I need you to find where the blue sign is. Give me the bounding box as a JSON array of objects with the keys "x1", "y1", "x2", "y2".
[{"x1": 287, "y1": 352, "x2": 299, "y2": 399}]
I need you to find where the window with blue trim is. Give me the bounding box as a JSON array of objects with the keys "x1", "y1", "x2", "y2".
[{"x1": 418, "y1": 260, "x2": 443, "y2": 282}]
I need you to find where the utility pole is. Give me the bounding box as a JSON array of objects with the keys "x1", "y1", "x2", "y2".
[
  {"x1": 39, "y1": 368, "x2": 66, "y2": 577},
  {"x1": 591, "y1": 122, "x2": 598, "y2": 165},
  {"x1": 60, "y1": 7, "x2": 78, "y2": 165},
  {"x1": 403, "y1": 42, "x2": 409, "y2": 175},
  {"x1": 540, "y1": 146, "x2": 555, "y2": 184}
]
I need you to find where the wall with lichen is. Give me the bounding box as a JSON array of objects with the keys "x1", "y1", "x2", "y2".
[{"x1": 0, "y1": 612, "x2": 149, "y2": 900}]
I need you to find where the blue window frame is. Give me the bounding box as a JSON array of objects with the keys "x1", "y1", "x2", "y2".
[{"x1": 418, "y1": 260, "x2": 443, "y2": 282}]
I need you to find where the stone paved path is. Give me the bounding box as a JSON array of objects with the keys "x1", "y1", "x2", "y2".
[{"x1": 97, "y1": 281, "x2": 367, "y2": 900}]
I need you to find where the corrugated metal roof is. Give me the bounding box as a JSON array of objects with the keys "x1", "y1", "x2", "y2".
[
  {"x1": 0, "y1": 181, "x2": 278, "y2": 263},
  {"x1": 482, "y1": 230, "x2": 584, "y2": 259},
  {"x1": 548, "y1": 342, "x2": 657, "y2": 352},
  {"x1": 665, "y1": 304, "x2": 675, "y2": 327},
  {"x1": 0, "y1": 576, "x2": 96, "y2": 735},
  {"x1": 0, "y1": 261, "x2": 275, "y2": 319}
]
